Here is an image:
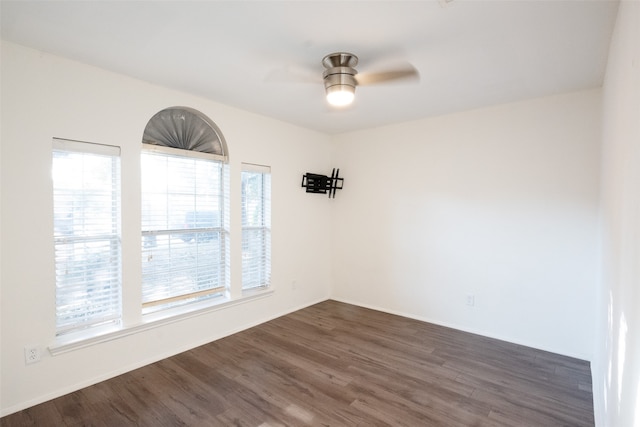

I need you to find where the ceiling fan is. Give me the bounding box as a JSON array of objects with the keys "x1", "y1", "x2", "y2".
[{"x1": 321, "y1": 52, "x2": 419, "y2": 107}]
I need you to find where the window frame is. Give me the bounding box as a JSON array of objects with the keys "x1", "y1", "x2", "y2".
[
  {"x1": 241, "y1": 163, "x2": 272, "y2": 291},
  {"x1": 52, "y1": 138, "x2": 122, "y2": 337},
  {"x1": 140, "y1": 143, "x2": 230, "y2": 315}
]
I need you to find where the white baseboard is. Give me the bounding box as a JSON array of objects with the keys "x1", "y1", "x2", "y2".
[
  {"x1": 329, "y1": 296, "x2": 592, "y2": 362},
  {"x1": 0, "y1": 296, "x2": 329, "y2": 417}
]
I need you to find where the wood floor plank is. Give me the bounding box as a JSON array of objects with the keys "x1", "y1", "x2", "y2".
[{"x1": 1, "y1": 300, "x2": 594, "y2": 426}]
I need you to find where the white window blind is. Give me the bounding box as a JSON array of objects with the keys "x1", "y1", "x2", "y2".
[
  {"x1": 241, "y1": 164, "x2": 271, "y2": 290},
  {"x1": 52, "y1": 139, "x2": 121, "y2": 336},
  {"x1": 141, "y1": 145, "x2": 228, "y2": 313}
]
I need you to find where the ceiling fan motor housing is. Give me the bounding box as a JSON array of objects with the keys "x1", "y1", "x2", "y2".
[
  {"x1": 322, "y1": 52, "x2": 359, "y2": 98},
  {"x1": 323, "y1": 66, "x2": 357, "y2": 92}
]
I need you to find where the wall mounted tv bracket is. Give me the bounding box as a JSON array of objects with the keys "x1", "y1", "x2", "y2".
[{"x1": 301, "y1": 168, "x2": 343, "y2": 198}]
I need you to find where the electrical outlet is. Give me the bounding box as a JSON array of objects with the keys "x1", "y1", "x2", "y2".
[
  {"x1": 466, "y1": 294, "x2": 475, "y2": 307},
  {"x1": 24, "y1": 346, "x2": 41, "y2": 365}
]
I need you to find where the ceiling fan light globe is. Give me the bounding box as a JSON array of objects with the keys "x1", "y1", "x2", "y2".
[{"x1": 326, "y1": 85, "x2": 355, "y2": 107}]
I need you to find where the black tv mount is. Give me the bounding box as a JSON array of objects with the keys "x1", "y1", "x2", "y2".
[{"x1": 301, "y1": 168, "x2": 344, "y2": 198}]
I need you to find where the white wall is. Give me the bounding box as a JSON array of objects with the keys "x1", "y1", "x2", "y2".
[
  {"x1": 0, "y1": 41, "x2": 333, "y2": 415},
  {"x1": 331, "y1": 89, "x2": 602, "y2": 359},
  {"x1": 0, "y1": 36, "x2": 613, "y2": 416},
  {"x1": 594, "y1": 1, "x2": 640, "y2": 426}
]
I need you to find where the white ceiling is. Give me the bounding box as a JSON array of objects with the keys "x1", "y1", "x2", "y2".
[{"x1": 1, "y1": 0, "x2": 619, "y2": 134}]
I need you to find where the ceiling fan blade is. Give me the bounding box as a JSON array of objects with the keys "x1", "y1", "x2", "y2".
[{"x1": 355, "y1": 64, "x2": 419, "y2": 86}]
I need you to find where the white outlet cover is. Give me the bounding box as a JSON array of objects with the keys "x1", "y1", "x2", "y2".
[
  {"x1": 466, "y1": 295, "x2": 475, "y2": 307},
  {"x1": 24, "y1": 346, "x2": 41, "y2": 364}
]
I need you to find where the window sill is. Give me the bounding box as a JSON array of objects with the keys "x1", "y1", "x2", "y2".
[{"x1": 49, "y1": 288, "x2": 274, "y2": 356}]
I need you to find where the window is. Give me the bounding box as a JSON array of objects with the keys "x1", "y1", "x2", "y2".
[
  {"x1": 52, "y1": 139, "x2": 121, "y2": 336},
  {"x1": 141, "y1": 107, "x2": 229, "y2": 314},
  {"x1": 241, "y1": 164, "x2": 271, "y2": 290},
  {"x1": 141, "y1": 147, "x2": 229, "y2": 313}
]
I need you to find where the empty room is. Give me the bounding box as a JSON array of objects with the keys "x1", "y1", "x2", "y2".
[{"x1": 1, "y1": 1, "x2": 639, "y2": 425}]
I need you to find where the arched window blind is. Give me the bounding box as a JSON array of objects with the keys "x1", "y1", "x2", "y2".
[{"x1": 142, "y1": 106, "x2": 228, "y2": 159}]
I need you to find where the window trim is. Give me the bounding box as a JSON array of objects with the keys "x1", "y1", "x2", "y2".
[
  {"x1": 48, "y1": 112, "x2": 275, "y2": 353},
  {"x1": 142, "y1": 143, "x2": 227, "y2": 162},
  {"x1": 49, "y1": 288, "x2": 274, "y2": 355},
  {"x1": 54, "y1": 137, "x2": 121, "y2": 157}
]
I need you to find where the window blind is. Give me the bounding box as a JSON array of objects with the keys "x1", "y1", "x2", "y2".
[
  {"x1": 241, "y1": 164, "x2": 271, "y2": 290},
  {"x1": 141, "y1": 147, "x2": 227, "y2": 313},
  {"x1": 52, "y1": 139, "x2": 121, "y2": 335}
]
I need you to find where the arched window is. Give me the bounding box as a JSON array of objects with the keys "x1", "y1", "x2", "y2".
[
  {"x1": 141, "y1": 107, "x2": 229, "y2": 314},
  {"x1": 142, "y1": 106, "x2": 228, "y2": 158}
]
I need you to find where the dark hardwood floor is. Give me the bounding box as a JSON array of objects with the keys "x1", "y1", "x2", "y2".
[{"x1": 2, "y1": 300, "x2": 594, "y2": 426}]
